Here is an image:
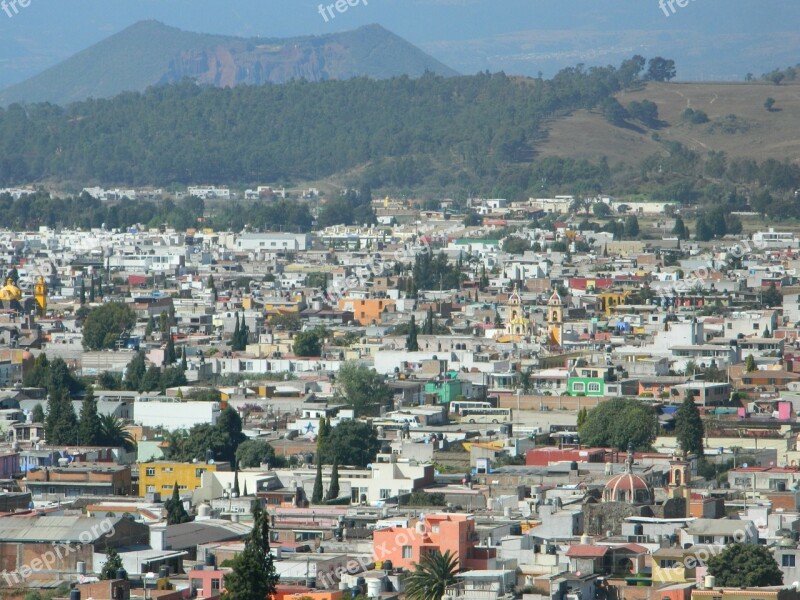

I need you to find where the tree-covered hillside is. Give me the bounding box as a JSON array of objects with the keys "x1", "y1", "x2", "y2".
[{"x1": 0, "y1": 58, "x2": 652, "y2": 191}]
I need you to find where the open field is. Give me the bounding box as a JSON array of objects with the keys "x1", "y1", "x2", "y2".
[{"x1": 540, "y1": 81, "x2": 800, "y2": 165}]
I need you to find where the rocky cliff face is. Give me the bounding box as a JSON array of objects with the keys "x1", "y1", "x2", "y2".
[{"x1": 160, "y1": 42, "x2": 332, "y2": 86}]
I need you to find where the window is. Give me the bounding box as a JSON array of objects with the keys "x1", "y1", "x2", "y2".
[
  {"x1": 572, "y1": 382, "x2": 585, "y2": 392},
  {"x1": 145, "y1": 468, "x2": 155, "y2": 476},
  {"x1": 783, "y1": 555, "x2": 796, "y2": 567},
  {"x1": 196, "y1": 468, "x2": 205, "y2": 478},
  {"x1": 698, "y1": 535, "x2": 714, "y2": 544},
  {"x1": 659, "y1": 559, "x2": 676, "y2": 569},
  {"x1": 587, "y1": 383, "x2": 601, "y2": 393},
  {"x1": 146, "y1": 485, "x2": 155, "y2": 493},
  {"x1": 211, "y1": 578, "x2": 221, "y2": 591},
  {"x1": 379, "y1": 489, "x2": 391, "y2": 499},
  {"x1": 402, "y1": 546, "x2": 412, "y2": 559}
]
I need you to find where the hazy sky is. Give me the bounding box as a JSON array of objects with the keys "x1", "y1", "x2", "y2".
[{"x1": 1, "y1": 0, "x2": 798, "y2": 87}]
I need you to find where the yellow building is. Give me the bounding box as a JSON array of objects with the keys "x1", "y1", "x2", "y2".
[
  {"x1": 139, "y1": 461, "x2": 219, "y2": 497},
  {"x1": 596, "y1": 290, "x2": 631, "y2": 317},
  {"x1": 547, "y1": 290, "x2": 563, "y2": 347}
]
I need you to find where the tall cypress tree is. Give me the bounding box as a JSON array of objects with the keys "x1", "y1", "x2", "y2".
[
  {"x1": 222, "y1": 501, "x2": 279, "y2": 600},
  {"x1": 80, "y1": 280, "x2": 86, "y2": 305},
  {"x1": 326, "y1": 458, "x2": 340, "y2": 501},
  {"x1": 311, "y1": 456, "x2": 324, "y2": 504},
  {"x1": 406, "y1": 315, "x2": 419, "y2": 351},
  {"x1": 77, "y1": 387, "x2": 101, "y2": 446},
  {"x1": 165, "y1": 483, "x2": 192, "y2": 524},
  {"x1": 675, "y1": 392, "x2": 705, "y2": 458},
  {"x1": 45, "y1": 389, "x2": 78, "y2": 446}
]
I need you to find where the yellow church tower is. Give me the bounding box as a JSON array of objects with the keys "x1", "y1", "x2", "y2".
[
  {"x1": 505, "y1": 286, "x2": 531, "y2": 340},
  {"x1": 34, "y1": 276, "x2": 47, "y2": 317},
  {"x1": 547, "y1": 289, "x2": 563, "y2": 347}
]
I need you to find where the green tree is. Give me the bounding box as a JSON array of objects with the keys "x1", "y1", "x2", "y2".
[
  {"x1": 98, "y1": 414, "x2": 135, "y2": 451},
  {"x1": 576, "y1": 407, "x2": 588, "y2": 430},
  {"x1": 145, "y1": 316, "x2": 155, "y2": 339},
  {"x1": 707, "y1": 543, "x2": 782, "y2": 587},
  {"x1": 745, "y1": 354, "x2": 757, "y2": 372},
  {"x1": 77, "y1": 387, "x2": 102, "y2": 446},
  {"x1": 123, "y1": 351, "x2": 147, "y2": 391},
  {"x1": 646, "y1": 57, "x2": 677, "y2": 82},
  {"x1": 762, "y1": 282, "x2": 782, "y2": 308},
  {"x1": 171, "y1": 407, "x2": 245, "y2": 464},
  {"x1": 319, "y1": 420, "x2": 381, "y2": 468},
  {"x1": 326, "y1": 458, "x2": 340, "y2": 501},
  {"x1": 31, "y1": 403, "x2": 44, "y2": 423},
  {"x1": 82, "y1": 302, "x2": 136, "y2": 350},
  {"x1": 140, "y1": 365, "x2": 162, "y2": 392},
  {"x1": 695, "y1": 216, "x2": 713, "y2": 241},
  {"x1": 578, "y1": 398, "x2": 657, "y2": 450},
  {"x1": 293, "y1": 330, "x2": 322, "y2": 357},
  {"x1": 592, "y1": 202, "x2": 611, "y2": 218},
  {"x1": 80, "y1": 280, "x2": 86, "y2": 305},
  {"x1": 503, "y1": 237, "x2": 530, "y2": 254},
  {"x1": 406, "y1": 315, "x2": 419, "y2": 351},
  {"x1": 764, "y1": 97, "x2": 776, "y2": 112},
  {"x1": 405, "y1": 549, "x2": 464, "y2": 600},
  {"x1": 334, "y1": 362, "x2": 393, "y2": 417},
  {"x1": 671, "y1": 216, "x2": 688, "y2": 240},
  {"x1": 311, "y1": 456, "x2": 324, "y2": 504},
  {"x1": 222, "y1": 501, "x2": 279, "y2": 600},
  {"x1": 623, "y1": 215, "x2": 640, "y2": 239},
  {"x1": 44, "y1": 389, "x2": 78, "y2": 446},
  {"x1": 99, "y1": 546, "x2": 123, "y2": 580},
  {"x1": 165, "y1": 483, "x2": 192, "y2": 525},
  {"x1": 236, "y1": 439, "x2": 282, "y2": 469},
  {"x1": 207, "y1": 275, "x2": 217, "y2": 301},
  {"x1": 675, "y1": 392, "x2": 704, "y2": 458}
]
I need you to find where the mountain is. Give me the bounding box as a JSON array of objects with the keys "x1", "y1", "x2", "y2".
[{"x1": 0, "y1": 21, "x2": 458, "y2": 106}]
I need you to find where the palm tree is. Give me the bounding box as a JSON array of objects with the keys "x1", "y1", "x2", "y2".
[
  {"x1": 98, "y1": 414, "x2": 135, "y2": 452},
  {"x1": 405, "y1": 550, "x2": 464, "y2": 600}
]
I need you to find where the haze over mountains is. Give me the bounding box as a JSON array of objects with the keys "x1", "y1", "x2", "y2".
[{"x1": 0, "y1": 21, "x2": 457, "y2": 106}]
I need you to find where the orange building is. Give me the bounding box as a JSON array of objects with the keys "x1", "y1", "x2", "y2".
[
  {"x1": 372, "y1": 513, "x2": 493, "y2": 571},
  {"x1": 337, "y1": 297, "x2": 396, "y2": 325}
]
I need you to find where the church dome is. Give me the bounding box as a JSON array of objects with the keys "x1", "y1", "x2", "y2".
[{"x1": 603, "y1": 472, "x2": 653, "y2": 505}]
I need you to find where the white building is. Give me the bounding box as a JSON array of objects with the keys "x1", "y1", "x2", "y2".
[
  {"x1": 234, "y1": 233, "x2": 310, "y2": 253},
  {"x1": 133, "y1": 398, "x2": 220, "y2": 431}
]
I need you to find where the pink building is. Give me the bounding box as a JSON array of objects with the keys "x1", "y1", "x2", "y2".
[{"x1": 372, "y1": 513, "x2": 494, "y2": 571}]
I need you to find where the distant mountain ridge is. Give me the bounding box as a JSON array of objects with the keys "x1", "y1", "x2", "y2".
[{"x1": 0, "y1": 20, "x2": 458, "y2": 106}]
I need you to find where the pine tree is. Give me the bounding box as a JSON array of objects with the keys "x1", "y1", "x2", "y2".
[
  {"x1": 242, "y1": 480, "x2": 248, "y2": 497},
  {"x1": 222, "y1": 501, "x2": 279, "y2": 600},
  {"x1": 233, "y1": 313, "x2": 240, "y2": 345},
  {"x1": 31, "y1": 403, "x2": 44, "y2": 423},
  {"x1": 80, "y1": 280, "x2": 86, "y2": 305},
  {"x1": 326, "y1": 458, "x2": 340, "y2": 501},
  {"x1": 311, "y1": 456, "x2": 324, "y2": 504},
  {"x1": 45, "y1": 389, "x2": 78, "y2": 446},
  {"x1": 145, "y1": 316, "x2": 155, "y2": 339},
  {"x1": 424, "y1": 306, "x2": 434, "y2": 335},
  {"x1": 165, "y1": 483, "x2": 192, "y2": 525},
  {"x1": 89, "y1": 277, "x2": 96, "y2": 302},
  {"x1": 745, "y1": 354, "x2": 757, "y2": 372},
  {"x1": 233, "y1": 468, "x2": 240, "y2": 497},
  {"x1": 77, "y1": 387, "x2": 102, "y2": 446},
  {"x1": 180, "y1": 350, "x2": 188, "y2": 371},
  {"x1": 207, "y1": 275, "x2": 217, "y2": 301},
  {"x1": 675, "y1": 392, "x2": 704, "y2": 458},
  {"x1": 166, "y1": 335, "x2": 176, "y2": 365},
  {"x1": 99, "y1": 546, "x2": 123, "y2": 580},
  {"x1": 406, "y1": 315, "x2": 419, "y2": 351}
]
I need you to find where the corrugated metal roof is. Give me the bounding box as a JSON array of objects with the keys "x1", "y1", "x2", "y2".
[
  {"x1": 0, "y1": 515, "x2": 120, "y2": 542},
  {"x1": 165, "y1": 519, "x2": 252, "y2": 549}
]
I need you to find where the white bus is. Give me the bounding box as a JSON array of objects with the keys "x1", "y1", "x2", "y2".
[
  {"x1": 459, "y1": 407, "x2": 513, "y2": 424},
  {"x1": 449, "y1": 400, "x2": 492, "y2": 415}
]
